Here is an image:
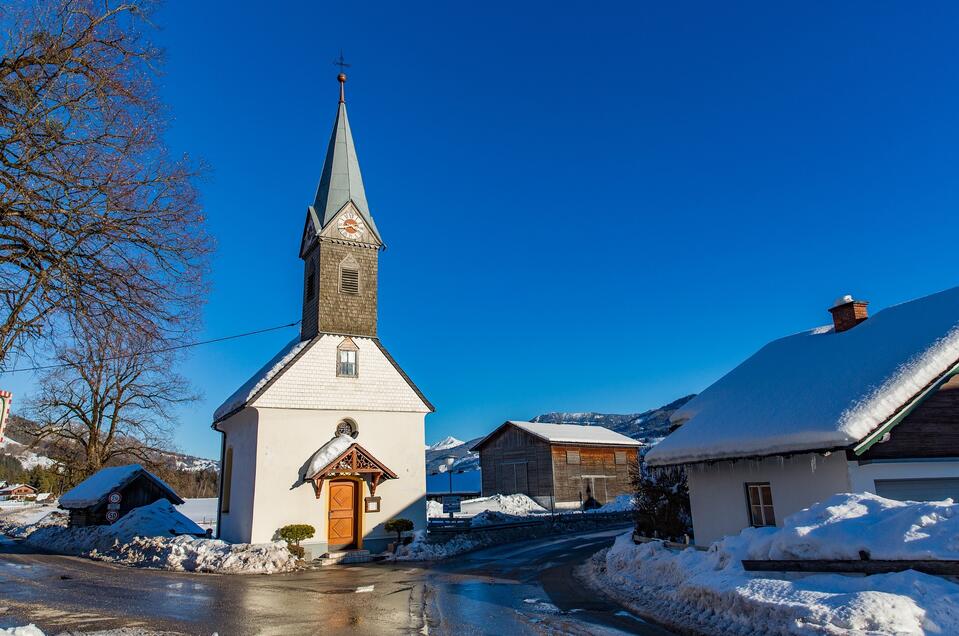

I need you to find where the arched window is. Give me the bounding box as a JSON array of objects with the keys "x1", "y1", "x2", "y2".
[
  {"x1": 337, "y1": 337, "x2": 358, "y2": 377},
  {"x1": 220, "y1": 447, "x2": 234, "y2": 513},
  {"x1": 339, "y1": 254, "x2": 360, "y2": 295},
  {"x1": 336, "y1": 419, "x2": 358, "y2": 438}
]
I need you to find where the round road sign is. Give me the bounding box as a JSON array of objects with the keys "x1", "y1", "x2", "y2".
[{"x1": 105, "y1": 510, "x2": 119, "y2": 522}]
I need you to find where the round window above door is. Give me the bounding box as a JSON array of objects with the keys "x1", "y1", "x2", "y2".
[{"x1": 335, "y1": 420, "x2": 358, "y2": 438}]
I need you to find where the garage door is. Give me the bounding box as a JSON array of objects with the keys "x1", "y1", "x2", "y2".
[{"x1": 874, "y1": 478, "x2": 959, "y2": 502}]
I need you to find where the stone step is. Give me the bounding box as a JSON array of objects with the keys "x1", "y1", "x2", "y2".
[{"x1": 317, "y1": 549, "x2": 371, "y2": 566}]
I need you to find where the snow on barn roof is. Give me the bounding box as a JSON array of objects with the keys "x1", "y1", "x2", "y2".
[
  {"x1": 213, "y1": 337, "x2": 310, "y2": 422},
  {"x1": 60, "y1": 464, "x2": 181, "y2": 509},
  {"x1": 646, "y1": 286, "x2": 959, "y2": 466},
  {"x1": 472, "y1": 421, "x2": 641, "y2": 451}
]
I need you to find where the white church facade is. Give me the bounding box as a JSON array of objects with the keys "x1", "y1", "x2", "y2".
[{"x1": 213, "y1": 72, "x2": 433, "y2": 556}]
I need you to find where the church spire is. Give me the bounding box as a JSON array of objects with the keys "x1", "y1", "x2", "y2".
[{"x1": 310, "y1": 71, "x2": 381, "y2": 243}]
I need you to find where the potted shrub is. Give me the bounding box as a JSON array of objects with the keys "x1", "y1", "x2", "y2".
[
  {"x1": 278, "y1": 524, "x2": 315, "y2": 559},
  {"x1": 384, "y1": 518, "x2": 414, "y2": 551}
]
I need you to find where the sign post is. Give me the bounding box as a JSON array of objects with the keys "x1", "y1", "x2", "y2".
[
  {"x1": 106, "y1": 491, "x2": 122, "y2": 523},
  {"x1": 0, "y1": 390, "x2": 11, "y2": 443},
  {"x1": 442, "y1": 495, "x2": 461, "y2": 518}
]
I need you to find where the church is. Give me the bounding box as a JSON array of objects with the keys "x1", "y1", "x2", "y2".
[{"x1": 212, "y1": 73, "x2": 433, "y2": 557}]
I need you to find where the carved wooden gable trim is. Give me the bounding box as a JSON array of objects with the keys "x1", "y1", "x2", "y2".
[{"x1": 307, "y1": 442, "x2": 398, "y2": 498}]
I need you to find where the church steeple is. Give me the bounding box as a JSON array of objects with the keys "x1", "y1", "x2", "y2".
[
  {"x1": 300, "y1": 72, "x2": 381, "y2": 341},
  {"x1": 309, "y1": 72, "x2": 381, "y2": 244}
]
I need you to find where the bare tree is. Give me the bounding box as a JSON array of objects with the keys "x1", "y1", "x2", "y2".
[
  {"x1": 26, "y1": 320, "x2": 197, "y2": 480},
  {"x1": 0, "y1": 0, "x2": 210, "y2": 368}
]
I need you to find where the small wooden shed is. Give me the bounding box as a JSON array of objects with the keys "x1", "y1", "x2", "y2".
[
  {"x1": 471, "y1": 421, "x2": 641, "y2": 511},
  {"x1": 59, "y1": 464, "x2": 184, "y2": 527}
]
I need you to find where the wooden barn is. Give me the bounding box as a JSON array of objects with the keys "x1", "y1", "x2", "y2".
[
  {"x1": 59, "y1": 464, "x2": 185, "y2": 527},
  {"x1": 470, "y1": 421, "x2": 641, "y2": 511}
]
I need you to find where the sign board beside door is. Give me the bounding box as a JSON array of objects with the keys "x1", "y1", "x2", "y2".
[{"x1": 442, "y1": 496, "x2": 461, "y2": 513}]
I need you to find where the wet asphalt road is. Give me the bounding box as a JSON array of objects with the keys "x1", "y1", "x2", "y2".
[{"x1": 0, "y1": 527, "x2": 674, "y2": 635}]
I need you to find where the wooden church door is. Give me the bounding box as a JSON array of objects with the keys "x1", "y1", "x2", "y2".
[{"x1": 328, "y1": 480, "x2": 357, "y2": 549}]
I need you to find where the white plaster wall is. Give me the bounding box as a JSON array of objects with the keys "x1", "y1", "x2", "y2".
[
  {"x1": 216, "y1": 408, "x2": 259, "y2": 544},
  {"x1": 253, "y1": 335, "x2": 430, "y2": 413},
  {"x1": 687, "y1": 452, "x2": 851, "y2": 546},
  {"x1": 249, "y1": 408, "x2": 427, "y2": 547},
  {"x1": 848, "y1": 459, "x2": 959, "y2": 493}
]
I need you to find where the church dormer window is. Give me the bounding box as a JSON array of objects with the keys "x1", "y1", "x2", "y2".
[{"x1": 337, "y1": 337, "x2": 359, "y2": 377}]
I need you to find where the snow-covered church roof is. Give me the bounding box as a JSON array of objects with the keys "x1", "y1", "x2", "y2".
[
  {"x1": 472, "y1": 421, "x2": 641, "y2": 450},
  {"x1": 646, "y1": 286, "x2": 959, "y2": 466}
]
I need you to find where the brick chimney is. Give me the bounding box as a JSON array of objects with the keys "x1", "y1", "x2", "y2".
[{"x1": 828, "y1": 295, "x2": 869, "y2": 333}]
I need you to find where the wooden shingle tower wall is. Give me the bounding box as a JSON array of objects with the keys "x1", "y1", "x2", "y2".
[{"x1": 300, "y1": 73, "x2": 384, "y2": 340}]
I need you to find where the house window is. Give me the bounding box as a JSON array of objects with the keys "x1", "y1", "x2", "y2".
[
  {"x1": 614, "y1": 450, "x2": 628, "y2": 465},
  {"x1": 336, "y1": 419, "x2": 358, "y2": 438},
  {"x1": 566, "y1": 450, "x2": 580, "y2": 465},
  {"x1": 746, "y1": 482, "x2": 775, "y2": 527},
  {"x1": 338, "y1": 349, "x2": 357, "y2": 377},
  {"x1": 340, "y1": 267, "x2": 359, "y2": 294},
  {"x1": 220, "y1": 447, "x2": 234, "y2": 514}
]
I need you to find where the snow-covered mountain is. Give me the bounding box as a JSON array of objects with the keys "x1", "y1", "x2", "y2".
[
  {"x1": 0, "y1": 437, "x2": 56, "y2": 470},
  {"x1": 532, "y1": 394, "x2": 696, "y2": 446},
  {"x1": 427, "y1": 436, "x2": 465, "y2": 452}
]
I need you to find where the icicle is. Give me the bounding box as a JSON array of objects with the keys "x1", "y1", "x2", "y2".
[{"x1": 810, "y1": 454, "x2": 817, "y2": 473}]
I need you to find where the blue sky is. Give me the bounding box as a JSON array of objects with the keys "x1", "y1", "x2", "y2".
[{"x1": 6, "y1": 1, "x2": 959, "y2": 459}]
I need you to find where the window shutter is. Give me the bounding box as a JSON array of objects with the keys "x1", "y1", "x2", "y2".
[
  {"x1": 614, "y1": 450, "x2": 627, "y2": 465},
  {"x1": 340, "y1": 268, "x2": 360, "y2": 294},
  {"x1": 566, "y1": 450, "x2": 580, "y2": 465}
]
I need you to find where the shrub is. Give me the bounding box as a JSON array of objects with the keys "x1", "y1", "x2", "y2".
[
  {"x1": 384, "y1": 518, "x2": 413, "y2": 545},
  {"x1": 631, "y1": 462, "x2": 692, "y2": 541},
  {"x1": 278, "y1": 524, "x2": 315, "y2": 558}
]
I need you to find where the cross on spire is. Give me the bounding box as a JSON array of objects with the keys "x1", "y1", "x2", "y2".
[{"x1": 334, "y1": 51, "x2": 350, "y2": 103}]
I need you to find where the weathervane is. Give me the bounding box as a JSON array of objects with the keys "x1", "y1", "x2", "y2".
[{"x1": 333, "y1": 50, "x2": 350, "y2": 103}]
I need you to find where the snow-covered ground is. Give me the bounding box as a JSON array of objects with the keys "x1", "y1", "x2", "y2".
[
  {"x1": 0, "y1": 500, "x2": 64, "y2": 538},
  {"x1": 177, "y1": 497, "x2": 218, "y2": 533},
  {"x1": 585, "y1": 492, "x2": 959, "y2": 635},
  {"x1": 427, "y1": 492, "x2": 634, "y2": 521},
  {"x1": 0, "y1": 626, "x2": 44, "y2": 636},
  {"x1": 24, "y1": 499, "x2": 296, "y2": 574}
]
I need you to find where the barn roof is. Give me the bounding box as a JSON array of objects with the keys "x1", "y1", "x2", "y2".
[
  {"x1": 471, "y1": 421, "x2": 641, "y2": 451},
  {"x1": 646, "y1": 285, "x2": 959, "y2": 466},
  {"x1": 59, "y1": 464, "x2": 182, "y2": 509}
]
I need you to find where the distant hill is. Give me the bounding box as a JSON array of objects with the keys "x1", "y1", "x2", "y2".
[{"x1": 531, "y1": 394, "x2": 696, "y2": 445}]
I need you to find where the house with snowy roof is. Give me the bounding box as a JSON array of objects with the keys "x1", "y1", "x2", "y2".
[
  {"x1": 646, "y1": 287, "x2": 959, "y2": 545},
  {"x1": 59, "y1": 464, "x2": 184, "y2": 527},
  {"x1": 212, "y1": 73, "x2": 433, "y2": 557},
  {"x1": 471, "y1": 421, "x2": 641, "y2": 510}
]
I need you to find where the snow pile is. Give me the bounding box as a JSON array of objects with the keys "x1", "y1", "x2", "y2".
[
  {"x1": 427, "y1": 499, "x2": 444, "y2": 517},
  {"x1": 0, "y1": 626, "x2": 44, "y2": 636},
  {"x1": 587, "y1": 493, "x2": 959, "y2": 635},
  {"x1": 391, "y1": 530, "x2": 490, "y2": 561},
  {"x1": 587, "y1": 494, "x2": 635, "y2": 513},
  {"x1": 470, "y1": 510, "x2": 523, "y2": 527},
  {"x1": 302, "y1": 434, "x2": 354, "y2": 479},
  {"x1": 649, "y1": 285, "x2": 959, "y2": 465},
  {"x1": 60, "y1": 464, "x2": 175, "y2": 509},
  {"x1": 0, "y1": 503, "x2": 66, "y2": 538},
  {"x1": 214, "y1": 337, "x2": 310, "y2": 420},
  {"x1": 22, "y1": 499, "x2": 297, "y2": 574},
  {"x1": 459, "y1": 493, "x2": 547, "y2": 517}
]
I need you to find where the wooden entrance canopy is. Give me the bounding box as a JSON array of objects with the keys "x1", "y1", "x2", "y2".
[{"x1": 307, "y1": 442, "x2": 398, "y2": 499}]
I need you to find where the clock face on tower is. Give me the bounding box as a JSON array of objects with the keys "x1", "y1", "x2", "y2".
[{"x1": 337, "y1": 211, "x2": 366, "y2": 240}]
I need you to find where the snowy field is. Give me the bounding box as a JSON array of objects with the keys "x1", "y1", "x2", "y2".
[
  {"x1": 586, "y1": 492, "x2": 959, "y2": 635},
  {"x1": 177, "y1": 497, "x2": 218, "y2": 533}
]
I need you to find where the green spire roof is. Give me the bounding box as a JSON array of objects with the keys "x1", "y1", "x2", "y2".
[{"x1": 311, "y1": 77, "x2": 381, "y2": 242}]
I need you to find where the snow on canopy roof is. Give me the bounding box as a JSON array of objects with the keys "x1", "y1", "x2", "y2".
[
  {"x1": 303, "y1": 434, "x2": 355, "y2": 480},
  {"x1": 213, "y1": 337, "x2": 310, "y2": 422},
  {"x1": 472, "y1": 421, "x2": 641, "y2": 450},
  {"x1": 59, "y1": 464, "x2": 180, "y2": 509},
  {"x1": 646, "y1": 286, "x2": 959, "y2": 466}
]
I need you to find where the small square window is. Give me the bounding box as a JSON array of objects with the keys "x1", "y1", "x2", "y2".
[
  {"x1": 745, "y1": 483, "x2": 776, "y2": 527},
  {"x1": 614, "y1": 450, "x2": 628, "y2": 465},
  {"x1": 338, "y1": 349, "x2": 357, "y2": 377},
  {"x1": 340, "y1": 268, "x2": 359, "y2": 294},
  {"x1": 566, "y1": 450, "x2": 580, "y2": 465}
]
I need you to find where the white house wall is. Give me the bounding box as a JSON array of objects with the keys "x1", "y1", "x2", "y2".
[
  {"x1": 249, "y1": 407, "x2": 427, "y2": 550},
  {"x1": 687, "y1": 452, "x2": 850, "y2": 546},
  {"x1": 217, "y1": 408, "x2": 259, "y2": 544},
  {"x1": 251, "y1": 335, "x2": 430, "y2": 413},
  {"x1": 848, "y1": 458, "x2": 959, "y2": 493}
]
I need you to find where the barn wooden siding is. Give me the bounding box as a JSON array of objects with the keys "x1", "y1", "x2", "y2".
[
  {"x1": 859, "y1": 374, "x2": 959, "y2": 460},
  {"x1": 477, "y1": 424, "x2": 639, "y2": 507}
]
